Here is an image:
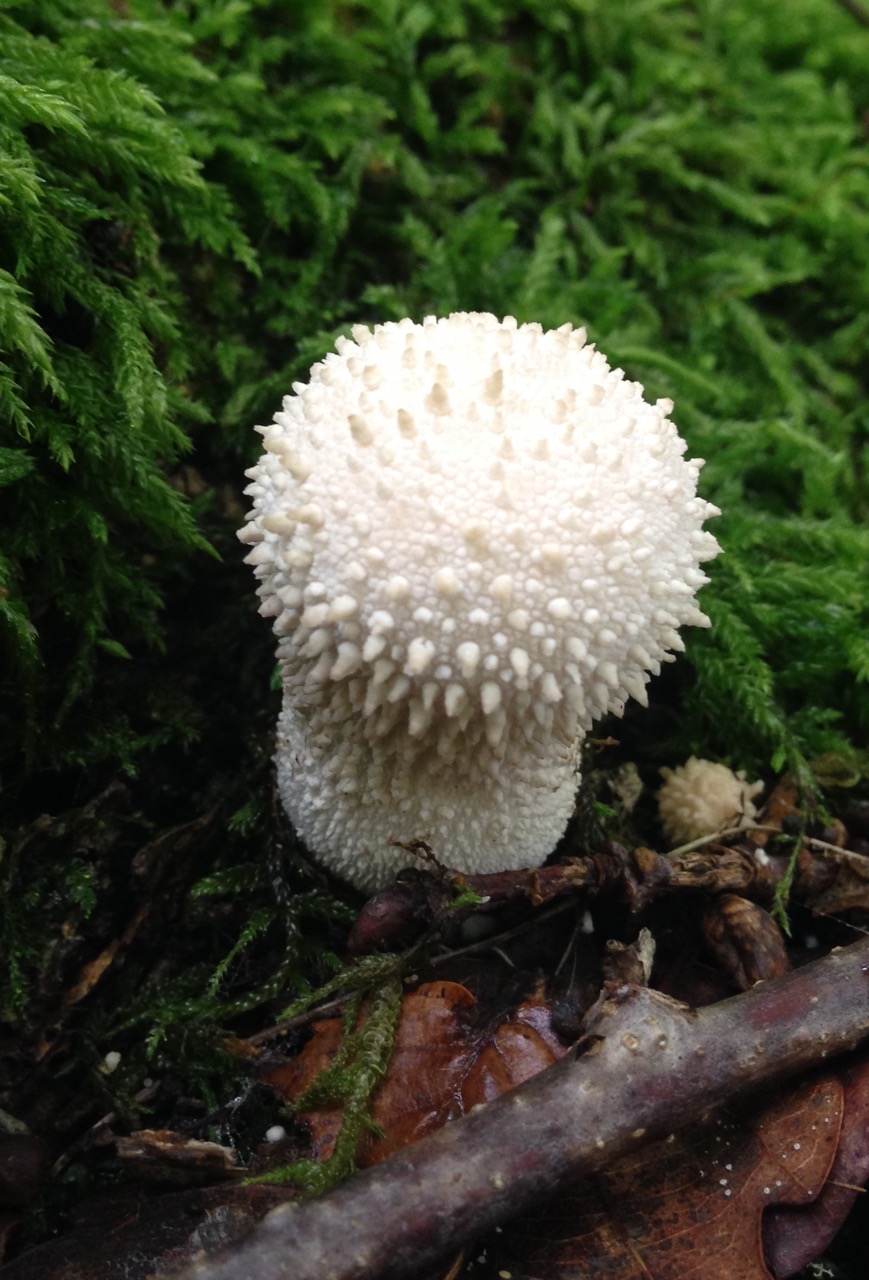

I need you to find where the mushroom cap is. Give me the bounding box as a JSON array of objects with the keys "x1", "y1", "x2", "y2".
[
  {"x1": 241, "y1": 313, "x2": 721, "y2": 889},
  {"x1": 658, "y1": 757, "x2": 764, "y2": 846}
]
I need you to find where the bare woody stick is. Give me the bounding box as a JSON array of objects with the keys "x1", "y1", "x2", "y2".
[{"x1": 183, "y1": 938, "x2": 869, "y2": 1280}]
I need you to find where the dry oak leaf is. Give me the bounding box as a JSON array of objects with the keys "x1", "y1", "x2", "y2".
[
  {"x1": 765, "y1": 1049, "x2": 869, "y2": 1276},
  {"x1": 489, "y1": 1075, "x2": 843, "y2": 1280},
  {"x1": 261, "y1": 980, "x2": 567, "y2": 1166}
]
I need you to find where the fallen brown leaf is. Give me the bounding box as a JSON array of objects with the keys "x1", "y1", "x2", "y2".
[
  {"x1": 179, "y1": 939, "x2": 869, "y2": 1280},
  {"x1": 490, "y1": 1076, "x2": 843, "y2": 1279},
  {"x1": 61, "y1": 905, "x2": 149, "y2": 1007},
  {"x1": 261, "y1": 980, "x2": 567, "y2": 1167},
  {"x1": 765, "y1": 1049, "x2": 869, "y2": 1276},
  {"x1": 702, "y1": 895, "x2": 790, "y2": 991}
]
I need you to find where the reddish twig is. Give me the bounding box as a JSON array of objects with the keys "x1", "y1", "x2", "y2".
[{"x1": 182, "y1": 937, "x2": 869, "y2": 1280}]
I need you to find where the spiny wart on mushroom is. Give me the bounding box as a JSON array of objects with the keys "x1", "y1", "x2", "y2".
[{"x1": 240, "y1": 313, "x2": 721, "y2": 890}]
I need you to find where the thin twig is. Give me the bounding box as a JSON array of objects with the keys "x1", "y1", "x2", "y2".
[
  {"x1": 803, "y1": 834, "x2": 865, "y2": 858},
  {"x1": 665, "y1": 823, "x2": 784, "y2": 858},
  {"x1": 665, "y1": 824, "x2": 865, "y2": 865},
  {"x1": 430, "y1": 897, "x2": 578, "y2": 965},
  {"x1": 246, "y1": 995, "x2": 352, "y2": 1046},
  {"x1": 667, "y1": 822, "x2": 861, "y2": 862}
]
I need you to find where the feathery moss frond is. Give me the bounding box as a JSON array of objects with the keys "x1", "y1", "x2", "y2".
[{"x1": 2, "y1": 0, "x2": 868, "y2": 858}]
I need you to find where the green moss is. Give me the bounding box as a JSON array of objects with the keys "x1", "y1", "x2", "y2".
[
  {"x1": 1, "y1": 0, "x2": 868, "y2": 1131},
  {"x1": 0, "y1": 2, "x2": 251, "y2": 775},
  {"x1": 255, "y1": 955, "x2": 408, "y2": 1195},
  {"x1": 2, "y1": 0, "x2": 867, "y2": 791}
]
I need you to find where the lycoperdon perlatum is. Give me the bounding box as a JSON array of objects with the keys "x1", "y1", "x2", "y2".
[{"x1": 240, "y1": 313, "x2": 720, "y2": 890}]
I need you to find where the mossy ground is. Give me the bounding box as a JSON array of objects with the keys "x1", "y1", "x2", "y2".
[{"x1": 1, "y1": 1, "x2": 868, "y2": 1273}]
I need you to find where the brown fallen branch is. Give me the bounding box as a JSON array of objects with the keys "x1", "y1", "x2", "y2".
[
  {"x1": 182, "y1": 937, "x2": 869, "y2": 1280},
  {"x1": 347, "y1": 838, "x2": 783, "y2": 951}
]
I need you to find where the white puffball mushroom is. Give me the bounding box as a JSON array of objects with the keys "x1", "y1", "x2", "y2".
[
  {"x1": 657, "y1": 756, "x2": 764, "y2": 846},
  {"x1": 240, "y1": 312, "x2": 721, "y2": 890}
]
